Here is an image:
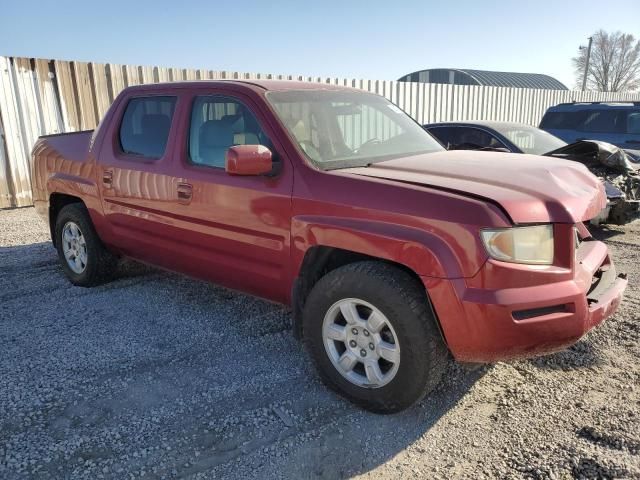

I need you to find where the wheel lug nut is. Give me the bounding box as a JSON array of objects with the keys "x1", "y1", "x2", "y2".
[
  {"x1": 360, "y1": 349, "x2": 367, "y2": 357},
  {"x1": 349, "y1": 340, "x2": 357, "y2": 348},
  {"x1": 351, "y1": 328, "x2": 358, "y2": 335},
  {"x1": 363, "y1": 330, "x2": 370, "y2": 337},
  {"x1": 369, "y1": 343, "x2": 374, "y2": 350}
]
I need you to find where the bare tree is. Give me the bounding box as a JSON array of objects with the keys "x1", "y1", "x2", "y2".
[{"x1": 573, "y1": 30, "x2": 640, "y2": 92}]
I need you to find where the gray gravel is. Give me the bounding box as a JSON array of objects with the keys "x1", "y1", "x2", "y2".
[{"x1": 0, "y1": 207, "x2": 639, "y2": 479}]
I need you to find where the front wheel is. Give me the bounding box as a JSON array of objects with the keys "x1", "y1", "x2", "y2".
[{"x1": 303, "y1": 261, "x2": 449, "y2": 413}]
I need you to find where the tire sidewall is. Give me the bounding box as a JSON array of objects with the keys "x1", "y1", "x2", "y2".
[
  {"x1": 304, "y1": 262, "x2": 445, "y2": 413},
  {"x1": 54, "y1": 204, "x2": 105, "y2": 286}
]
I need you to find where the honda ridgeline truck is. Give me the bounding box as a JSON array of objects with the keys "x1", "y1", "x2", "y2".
[{"x1": 31, "y1": 81, "x2": 627, "y2": 412}]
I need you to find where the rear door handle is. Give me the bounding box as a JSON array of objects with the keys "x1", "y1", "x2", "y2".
[
  {"x1": 177, "y1": 182, "x2": 193, "y2": 204},
  {"x1": 102, "y1": 170, "x2": 113, "y2": 187},
  {"x1": 626, "y1": 140, "x2": 640, "y2": 144}
]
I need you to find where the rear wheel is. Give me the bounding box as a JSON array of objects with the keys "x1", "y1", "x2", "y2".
[
  {"x1": 303, "y1": 261, "x2": 448, "y2": 413},
  {"x1": 54, "y1": 203, "x2": 118, "y2": 287}
]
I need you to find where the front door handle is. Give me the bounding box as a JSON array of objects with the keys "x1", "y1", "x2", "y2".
[
  {"x1": 177, "y1": 182, "x2": 193, "y2": 204},
  {"x1": 102, "y1": 170, "x2": 113, "y2": 187},
  {"x1": 626, "y1": 139, "x2": 640, "y2": 144}
]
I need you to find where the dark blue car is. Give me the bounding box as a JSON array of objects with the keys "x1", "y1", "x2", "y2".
[
  {"x1": 539, "y1": 101, "x2": 640, "y2": 155},
  {"x1": 424, "y1": 121, "x2": 567, "y2": 156}
]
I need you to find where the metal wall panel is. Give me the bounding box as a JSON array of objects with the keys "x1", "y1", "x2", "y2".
[
  {"x1": 109, "y1": 64, "x2": 126, "y2": 99},
  {"x1": 1, "y1": 55, "x2": 639, "y2": 208},
  {"x1": 73, "y1": 61, "x2": 98, "y2": 129},
  {"x1": 34, "y1": 59, "x2": 63, "y2": 134},
  {"x1": 0, "y1": 57, "x2": 32, "y2": 207},
  {"x1": 53, "y1": 60, "x2": 81, "y2": 132},
  {"x1": 0, "y1": 111, "x2": 13, "y2": 207},
  {"x1": 91, "y1": 63, "x2": 112, "y2": 119}
]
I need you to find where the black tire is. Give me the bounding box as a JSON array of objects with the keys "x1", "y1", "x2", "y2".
[
  {"x1": 303, "y1": 261, "x2": 449, "y2": 413},
  {"x1": 608, "y1": 200, "x2": 637, "y2": 225},
  {"x1": 54, "y1": 203, "x2": 118, "y2": 287}
]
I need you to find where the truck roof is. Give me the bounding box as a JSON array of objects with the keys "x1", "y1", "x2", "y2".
[
  {"x1": 121, "y1": 79, "x2": 360, "y2": 94},
  {"x1": 547, "y1": 101, "x2": 640, "y2": 111}
]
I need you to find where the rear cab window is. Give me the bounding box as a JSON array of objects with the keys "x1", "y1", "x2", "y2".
[{"x1": 119, "y1": 96, "x2": 177, "y2": 159}]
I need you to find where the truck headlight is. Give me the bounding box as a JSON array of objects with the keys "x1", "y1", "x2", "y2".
[{"x1": 480, "y1": 225, "x2": 554, "y2": 265}]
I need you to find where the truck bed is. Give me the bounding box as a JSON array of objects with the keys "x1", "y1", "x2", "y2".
[{"x1": 31, "y1": 130, "x2": 95, "y2": 219}]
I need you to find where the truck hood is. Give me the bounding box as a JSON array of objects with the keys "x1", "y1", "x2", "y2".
[{"x1": 341, "y1": 150, "x2": 607, "y2": 224}]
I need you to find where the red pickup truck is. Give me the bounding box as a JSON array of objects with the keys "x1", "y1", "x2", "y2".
[{"x1": 31, "y1": 80, "x2": 627, "y2": 412}]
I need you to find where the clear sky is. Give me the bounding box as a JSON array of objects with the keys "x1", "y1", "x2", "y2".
[{"x1": 1, "y1": 0, "x2": 638, "y2": 89}]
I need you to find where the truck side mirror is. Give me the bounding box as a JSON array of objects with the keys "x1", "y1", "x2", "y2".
[{"x1": 225, "y1": 145, "x2": 273, "y2": 176}]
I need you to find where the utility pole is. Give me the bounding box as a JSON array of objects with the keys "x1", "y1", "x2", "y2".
[{"x1": 581, "y1": 36, "x2": 593, "y2": 91}]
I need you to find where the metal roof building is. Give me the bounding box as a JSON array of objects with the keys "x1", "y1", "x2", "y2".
[{"x1": 398, "y1": 68, "x2": 568, "y2": 90}]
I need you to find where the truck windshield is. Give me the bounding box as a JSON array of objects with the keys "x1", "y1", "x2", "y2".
[{"x1": 266, "y1": 90, "x2": 443, "y2": 170}]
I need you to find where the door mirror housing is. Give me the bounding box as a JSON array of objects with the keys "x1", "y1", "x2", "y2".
[{"x1": 225, "y1": 145, "x2": 273, "y2": 175}]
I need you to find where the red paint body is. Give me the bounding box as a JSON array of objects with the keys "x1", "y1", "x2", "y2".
[{"x1": 31, "y1": 81, "x2": 627, "y2": 362}]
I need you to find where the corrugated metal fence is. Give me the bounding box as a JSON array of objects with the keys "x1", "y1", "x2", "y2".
[{"x1": 1, "y1": 55, "x2": 639, "y2": 208}]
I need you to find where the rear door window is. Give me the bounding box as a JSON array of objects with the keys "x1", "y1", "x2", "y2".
[
  {"x1": 119, "y1": 96, "x2": 176, "y2": 159},
  {"x1": 455, "y1": 127, "x2": 505, "y2": 149},
  {"x1": 427, "y1": 126, "x2": 506, "y2": 150},
  {"x1": 426, "y1": 127, "x2": 458, "y2": 148},
  {"x1": 581, "y1": 110, "x2": 625, "y2": 133}
]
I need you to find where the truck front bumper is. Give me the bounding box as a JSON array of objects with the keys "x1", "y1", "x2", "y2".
[{"x1": 423, "y1": 239, "x2": 627, "y2": 363}]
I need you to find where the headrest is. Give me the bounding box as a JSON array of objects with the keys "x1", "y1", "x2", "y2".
[
  {"x1": 199, "y1": 120, "x2": 234, "y2": 148},
  {"x1": 141, "y1": 114, "x2": 170, "y2": 137}
]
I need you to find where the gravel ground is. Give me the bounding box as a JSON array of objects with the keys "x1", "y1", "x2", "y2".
[{"x1": 0, "y1": 207, "x2": 638, "y2": 480}]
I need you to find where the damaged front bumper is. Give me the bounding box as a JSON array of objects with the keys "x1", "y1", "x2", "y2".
[{"x1": 423, "y1": 233, "x2": 627, "y2": 363}]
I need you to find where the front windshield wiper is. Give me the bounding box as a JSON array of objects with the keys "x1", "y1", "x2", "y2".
[
  {"x1": 322, "y1": 159, "x2": 374, "y2": 171},
  {"x1": 322, "y1": 149, "x2": 438, "y2": 171}
]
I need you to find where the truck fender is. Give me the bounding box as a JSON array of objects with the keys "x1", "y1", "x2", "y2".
[
  {"x1": 46, "y1": 172, "x2": 109, "y2": 243},
  {"x1": 291, "y1": 215, "x2": 463, "y2": 280}
]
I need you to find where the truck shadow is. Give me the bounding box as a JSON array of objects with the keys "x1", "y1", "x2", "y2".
[
  {"x1": 0, "y1": 240, "x2": 486, "y2": 479},
  {"x1": 278, "y1": 364, "x2": 489, "y2": 479},
  {"x1": 527, "y1": 339, "x2": 605, "y2": 371},
  {"x1": 589, "y1": 223, "x2": 628, "y2": 242}
]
